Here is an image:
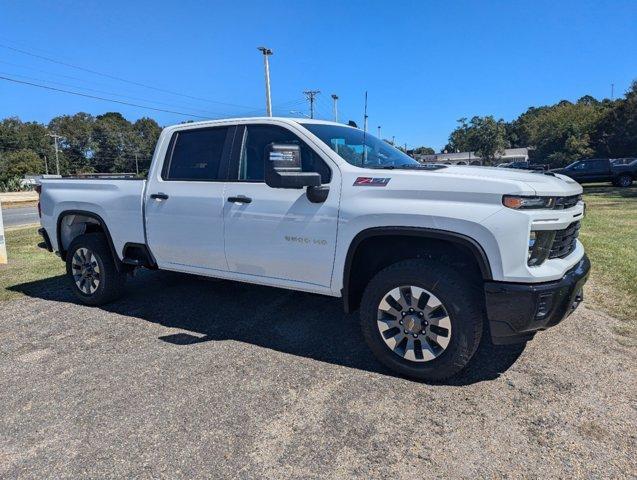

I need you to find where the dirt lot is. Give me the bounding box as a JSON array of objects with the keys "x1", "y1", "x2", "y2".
[{"x1": 1, "y1": 270, "x2": 635, "y2": 479}]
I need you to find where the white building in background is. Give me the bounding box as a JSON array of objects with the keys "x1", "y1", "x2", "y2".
[{"x1": 414, "y1": 147, "x2": 530, "y2": 166}]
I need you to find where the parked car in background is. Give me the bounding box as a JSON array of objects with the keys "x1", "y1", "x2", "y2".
[
  {"x1": 551, "y1": 158, "x2": 637, "y2": 187},
  {"x1": 610, "y1": 157, "x2": 637, "y2": 165}
]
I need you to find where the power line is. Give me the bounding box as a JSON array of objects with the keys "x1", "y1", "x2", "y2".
[
  {"x1": 0, "y1": 72, "x2": 307, "y2": 124},
  {"x1": 0, "y1": 70, "x2": 242, "y2": 118},
  {"x1": 0, "y1": 75, "x2": 212, "y2": 119},
  {"x1": 0, "y1": 42, "x2": 259, "y2": 110},
  {"x1": 0, "y1": 59, "x2": 299, "y2": 117}
]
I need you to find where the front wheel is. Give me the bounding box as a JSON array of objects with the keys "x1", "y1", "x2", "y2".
[
  {"x1": 66, "y1": 233, "x2": 126, "y2": 305},
  {"x1": 360, "y1": 260, "x2": 484, "y2": 381}
]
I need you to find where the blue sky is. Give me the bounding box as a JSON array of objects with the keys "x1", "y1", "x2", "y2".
[{"x1": 1, "y1": 0, "x2": 635, "y2": 150}]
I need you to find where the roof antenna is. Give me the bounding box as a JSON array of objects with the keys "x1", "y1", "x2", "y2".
[{"x1": 362, "y1": 91, "x2": 368, "y2": 167}]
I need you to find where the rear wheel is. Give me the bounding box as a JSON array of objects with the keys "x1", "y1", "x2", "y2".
[
  {"x1": 360, "y1": 259, "x2": 484, "y2": 381},
  {"x1": 614, "y1": 174, "x2": 633, "y2": 188},
  {"x1": 66, "y1": 233, "x2": 126, "y2": 305}
]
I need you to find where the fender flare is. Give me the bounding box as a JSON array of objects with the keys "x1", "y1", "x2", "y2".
[
  {"x1": 56, "y1": 209, "x2": 122, "y2": 270},
  {"x1": 341, "y1": 226, "x2": 493, "y2": 312}
]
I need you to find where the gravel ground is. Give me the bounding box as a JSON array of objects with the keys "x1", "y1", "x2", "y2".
[{"x1": 1, "y1": 271, "x2": 635, "y2": 479}]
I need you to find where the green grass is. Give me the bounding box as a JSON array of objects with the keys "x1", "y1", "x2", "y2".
[
  {"x1": 579, "y1": 185, "x2": 637, "y2": 338},
  {"x1": 0, "y1": 227, "x2": 65, "y2": 301},
  {"x1": 1, "y1": 186, "x2": 635, "y2": 338}
]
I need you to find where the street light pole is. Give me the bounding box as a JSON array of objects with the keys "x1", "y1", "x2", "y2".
[
  {"x1": 331, "y1": 94, "x2": 339, "y2": 122},
  {"x1": 377, "y1": 125, "x2": 381, "y2": 138},
  {"x1": 257, "y1": 47, "x2": 273, "y2": 116}
]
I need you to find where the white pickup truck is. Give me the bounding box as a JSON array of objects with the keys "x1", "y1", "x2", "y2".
[{"x1": 37, "y1": 118, "x2": 590, "y2": 380}]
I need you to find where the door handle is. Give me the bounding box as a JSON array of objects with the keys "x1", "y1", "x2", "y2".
[
  {"x1": 227, "y1": 195, "x2": 252, "y2": 204},
  {"x1": 150, "y1": 192, "x2": 169, "y2": 200}
]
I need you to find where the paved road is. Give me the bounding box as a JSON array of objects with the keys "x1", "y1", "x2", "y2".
[
  {"x1": 1, "y1": 205, "x2": 39, "y2": 228},
  {"x1": 1, "y1": 271, "x2": 635, "y2": 478}
]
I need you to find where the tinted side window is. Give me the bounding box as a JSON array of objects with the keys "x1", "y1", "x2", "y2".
[
  {"x1": 591, "y1": 160, "x2": 607, "y2": 171},
  {"x1": 163, "y1": 127, "x2": 228, "y2": 181},
  {"x1": 572, "y1": 162, "x2": 585, "y2": 170},
  {"x1": 237, "y1": 125, "x2": 331, "y2": 183}
]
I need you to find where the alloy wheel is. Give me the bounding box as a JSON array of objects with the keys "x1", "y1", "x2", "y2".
[
  {"x1": 71, "y1": 247, "x2": 101, "y2": 294},
  {"x1": 377, "y1": 285, "x2": 452, "y2": 362}
]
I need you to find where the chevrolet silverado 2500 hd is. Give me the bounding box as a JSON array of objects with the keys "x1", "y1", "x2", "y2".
[{"x1": 37, "y1": 118, "x2": 590, "y2": 380}]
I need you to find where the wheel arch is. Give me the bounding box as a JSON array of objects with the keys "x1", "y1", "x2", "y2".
[
  {"x1": 342, "y1": 227, "x2": 493, "y2": 313},
  {"x1": 56, "y1": 209, "x2": 122, "y2": 270}
]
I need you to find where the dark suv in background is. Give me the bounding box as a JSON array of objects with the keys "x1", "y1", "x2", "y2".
[{"x1": 551, "y1": 158, "x2": 637, "y2": 187}]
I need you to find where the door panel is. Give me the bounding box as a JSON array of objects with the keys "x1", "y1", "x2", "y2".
[
  {"x1": 223, "y1": 123, "x2": 339, "y2": 287},
  {"x1": 146, "y1": 182, "x2": 227, "y2": 271},
  {"x1": 145, "y1": 125, "x2": 233, "y2": 273},
  {"x1": 224, "y1": 184, "x2": 339, "y2": 286}
]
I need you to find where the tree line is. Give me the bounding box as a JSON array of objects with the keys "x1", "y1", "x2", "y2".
[
  {"x1": 0, "y1": 112, "x2": 161, "y2": 190},
  {"x1": 1, "y1": 80, "x2": 635, "y2": 189},
  {"x1": 444, "y1": 80, "x2": 637, "y2": 166}
]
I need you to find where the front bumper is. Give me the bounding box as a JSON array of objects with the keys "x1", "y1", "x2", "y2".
[{"x1": 484, "y1": 254, "x2": 590, "y2": 344}]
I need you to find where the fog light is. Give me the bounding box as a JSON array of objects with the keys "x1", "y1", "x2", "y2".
[{"x1": 535, "y1": 293, "x2": 554, "y2": 319}]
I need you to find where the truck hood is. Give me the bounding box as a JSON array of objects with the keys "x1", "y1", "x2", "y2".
[
  {"x1": 354, "y1": 164, "x2": 582, "y2": 197},
  {"x1": 443, "y1": 165, "x2": 581, "y2": 195}
]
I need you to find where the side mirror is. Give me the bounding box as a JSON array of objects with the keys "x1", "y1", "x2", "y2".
[{"x1": 264, "y1": 143, "x2": 321, "y2": 189}]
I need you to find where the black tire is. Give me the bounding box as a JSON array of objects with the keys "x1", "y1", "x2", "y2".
[
  {"x1": 360, "y1": 259, "x2": 484, "y2": 381},
  {"x1": 65, "y1": 233, "x2": 126, "y2": 305},
  {"x1": 615, "y1": 174, "x2": 633, "y2": 188}
]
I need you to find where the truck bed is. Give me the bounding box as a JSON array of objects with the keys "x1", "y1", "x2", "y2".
[{"x1": 39, "y1": 178, "x2": 147, "y2": 259}]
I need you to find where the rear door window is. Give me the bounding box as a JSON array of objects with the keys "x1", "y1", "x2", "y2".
[{"x1": 162, "y1": 127, "x2": 229, "y2": 181}]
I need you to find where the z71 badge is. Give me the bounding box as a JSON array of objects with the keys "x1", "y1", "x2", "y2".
[{"x1": 353, "y1": 177, "x2": 391, "y2": 186}]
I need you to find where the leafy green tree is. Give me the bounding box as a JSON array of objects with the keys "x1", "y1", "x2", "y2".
[
  {"x1": 129, "y1": 117, "x2": 162, "y2": 173},
  {"x1": 412, "y1": 146, "x2": 435, "y2": 155},
  {"x1": 0, "y1": 117, "x2": 54, "y2": 163},
  {"x1": 92, "y1": 112, "x2": 133, "y2": 173},
  {"x1": 593, "y1": 81, "x2": 637, "y2": 157},
  {"x1": 48, "y1": 113, "x2": 96, "y2": 174},
  {"x1": 446, "y1": 116, "x2": 507, "y2": 164},
  {"x1": 0, "y1": 149, "x2": 44, "y2": 182},
  {"x1": 509, "y1": 99, "x2": 610, "y2": 166}
]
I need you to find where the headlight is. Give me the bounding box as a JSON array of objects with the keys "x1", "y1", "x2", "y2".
[
  {"x1": 503, "y1": 195, "x2": 555, "y2": 209},
  {"x1": 528, "y1": 230, "x2": 556, "y2": 266}
]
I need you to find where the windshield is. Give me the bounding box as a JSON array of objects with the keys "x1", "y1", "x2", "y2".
[
  {"x1": 564, "y1": 161, "x2": 581, "y2": 169},
  {"x1": 301, "y1": 123, "x2": 422, "y2": 168}
]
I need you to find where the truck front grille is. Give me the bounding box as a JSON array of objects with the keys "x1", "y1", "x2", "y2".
[
  {"x1": 554, "y1": 195, "x2": 581, "y2": 210},
  {"x1": 549, "y1": 221, "x2": 581, "y2": 259}
]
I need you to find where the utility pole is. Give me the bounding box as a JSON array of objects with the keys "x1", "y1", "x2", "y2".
[
  {"x1": 331, "y1": 94, "x2": 339, "y2": 122},
  {"x1": 611, "y1": 83, "x2": 615, "y2": 100},
  {"x1": 134, "y1": 152, "x2": 139, "y2": 175},
  {"x1": 44, "y1": 155, "x2": 49, "y2": 175},
  {"x1": 47, "y1": 133, "x2": 62, "y2": 175},
  {"x1": 392, "y1": 135, "x2": 395, "y2": 145},
  {"x1": 377, "y1": 125, "x2": 381, "y2": 138},
  {"x1": 303, "y1": 90, "x2": 320, "y2": 119},
  {"x1": 257, "y1": 47, "x2": 273, "y2": 116},
  {"x1": 363, "y1": 91, "x2": 368, "y2": 133}
]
